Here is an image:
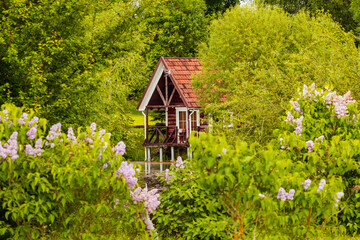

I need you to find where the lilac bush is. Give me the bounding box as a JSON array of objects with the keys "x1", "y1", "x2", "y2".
[{"x1": 0, "y1": 104, "x2": 152, "y2": 239}]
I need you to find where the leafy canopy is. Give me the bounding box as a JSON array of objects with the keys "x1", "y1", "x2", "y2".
[{"x1": 193, "y1": 4, "x2": 360, "y2": 143}]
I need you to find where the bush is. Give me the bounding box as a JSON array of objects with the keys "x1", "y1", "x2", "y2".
[
  {"x1": 154, "y1": 157, "x2": 231, "y2": 239},
  {"x1": 0, "y1": 104, "x2": 151, "y2": 239}
]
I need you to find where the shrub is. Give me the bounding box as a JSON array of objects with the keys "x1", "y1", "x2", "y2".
[
  {"x1": 154, "y1": 157, "x2": 231, "y2": 240},
  {"x1": 0, "y1": 104, "x2": 151, "y2": 239}
]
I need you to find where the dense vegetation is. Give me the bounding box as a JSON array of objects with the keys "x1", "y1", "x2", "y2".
[{"x1": 3, "y1": 0, "x2": 360, "y2": 239}]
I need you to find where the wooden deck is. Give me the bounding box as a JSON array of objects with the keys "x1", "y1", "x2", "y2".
[{"x1": 143, "y1": 125, "x2": 189, "y2": 147}]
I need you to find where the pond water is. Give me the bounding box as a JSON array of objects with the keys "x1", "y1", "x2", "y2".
[{"x1": 132, "y1": 161, "x2": 172, "y2": 175}]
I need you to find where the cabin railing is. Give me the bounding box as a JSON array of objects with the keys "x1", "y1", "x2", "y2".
[{"x1": 143, "y1": 125, "x2": 188, "y2": 147}]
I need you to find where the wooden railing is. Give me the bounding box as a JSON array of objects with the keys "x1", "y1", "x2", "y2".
[{"x1": 143, "y1": 125, "x2": 188, "y2": 147}]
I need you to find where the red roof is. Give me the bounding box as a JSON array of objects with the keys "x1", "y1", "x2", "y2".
[{"x1": 161, "y1": 57, "x2": 202, "y2": 108}]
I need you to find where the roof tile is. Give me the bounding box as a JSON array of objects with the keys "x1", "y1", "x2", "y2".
[{"x1": 162, "y1": 57, "x2": 202, "y2": 108}]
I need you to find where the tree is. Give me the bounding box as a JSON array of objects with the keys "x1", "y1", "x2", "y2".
[
  {"x1": 259, "y1": 0, "x2": 357, "y2": 33},
  {"x1": 0, "y1": 0, "x2": 148, "y2": 142},
  {"x1": 193, "y1": 4, "x2": 360, "y2": 143},
  {"x1": 138, "y1": 0, "x2": 209, "y2": 69}
]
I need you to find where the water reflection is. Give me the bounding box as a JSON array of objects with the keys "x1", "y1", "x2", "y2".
[{"x1": 132, "y1": 161, "x2": 172, "y2": 175}]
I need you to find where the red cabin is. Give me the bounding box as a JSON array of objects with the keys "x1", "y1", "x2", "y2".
[{"x1": 137, "y1": 57, "x2": 207, "y2": 160}]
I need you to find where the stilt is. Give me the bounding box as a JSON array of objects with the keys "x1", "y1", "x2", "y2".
[
  {"x1": 147, "y1": 148, "x2": 151, "y2": 174},
  {"x1": 187, "y1": 148, "x2": 190, "y2": 159},
  {"x1": 171, "y1": 147, "x2": 175, "y2": 161},
  {"x1": 160, "y1": 147, "x2": 163, "y2": 172},
  {"x1": 144, "y1": 147, "x2": 147, "y2": 175}
]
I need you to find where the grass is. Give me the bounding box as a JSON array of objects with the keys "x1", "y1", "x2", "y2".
[{"x1": 129, "y1": 100, "x2": 157, "y2": 126}]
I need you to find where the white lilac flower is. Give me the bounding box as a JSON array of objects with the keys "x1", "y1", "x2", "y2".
[
  {"x1": 222, "y1": 148, "x2": 227, "y2": 154},
  {"x1": 301, "y1": 179, "x2": 312, "y2": 190},
  {"x1": 144, "y1": 216, "x2": 155, "y2": 231},
  {"x1": 176, "y1": 156, "x2": 184, "y2": 169},
  {"x1": 116, "y1": 162, "x2": 137, "y2": 189},
  {"x1": 259, "y1": 193, "x2": 266, "y2": 198},
  {"x1": 113, "y1": 141, "x2": 126, "y2": 156},
  {"x1": 317, "y1": 179, "x2": 326, "y2": 193},
  {"x1": 306, "y1": 140, "x2": 314, "y2": 152}
]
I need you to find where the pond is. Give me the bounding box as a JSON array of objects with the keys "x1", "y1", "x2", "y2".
[{"x1": 132, "y1": 161, "x2": 173, "y2": 175}]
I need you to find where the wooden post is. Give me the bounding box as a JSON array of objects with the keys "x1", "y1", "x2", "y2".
[
  {"x1": 171, "y1": 147, "x2": 175, "y2": 161},
  {"x1": 160, "y1": 147, "x2": 163, "y2": 172},
  {"x1": 147, "y1": 147, "x2": 151, "y2": 174},
  {"x1": 145, "y1": 108, "x2": 149, "y2": 142}
]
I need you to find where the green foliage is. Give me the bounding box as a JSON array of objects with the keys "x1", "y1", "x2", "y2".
[
  {"x1": 189, "y1": 132, "x2": 344, "y2": 239},
  {"x1": 0, "y1": 104, "x2": 148, "y2": 239},
  {"x1": 0, "y1": 0, "x2": 148, "y2": 142},
  {"x1": 139, "y1": 0, "x2": 209, "y2": 69},
  {"x1": 193, "y1": 4, "x2": 360, "y2": 143},
  {"x1": 154, "y1": 161, "x2": 231, "y2": 239},
  {"x1": 258, "y1": 0, "x2": 357, "y2": 33},
  {"x1": 276, "y1": 83, "x2": 360, "y2": 234}
]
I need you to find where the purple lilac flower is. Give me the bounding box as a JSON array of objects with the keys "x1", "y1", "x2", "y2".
[
  {"x1": 277, "y1": 187, "x2": 295, "y2": 201},
  {"x1": 90, "y1": 122, "x2": 96, "y2": 137},
  {"x1": 25, "y1": 138, "x2": 44, "y2": 157},
  {"x1": 290, "y1": 101, "x2": 301, "y2": 114},
  {"x1": 0, "y1": 132, "x2": 19, "y2": 161},
  {"x1": 26, "y1": 126, "x2": 37, "y2": 140},
  {"x1": 45, "y1": 123, "x2": 61, "y2": 148},
  {"x1": 113, "y1": 141, "x2": 126, "y2": 156},
  {"x1": 8, "y1": 121, "x2": 12, "y2": 128},
  {"x1": 294, "y1": 116, "x2": 303, "y2": 134},
  {"x1": 103, "y1": 163, "x2": 108, "y2": 169},
  {"x1": 315, "y1": 135, "x2": 324, "y2": 143},
  {"x1": 67, "y1": 127, "x2": 77, "y2": 143},
  {"x1": 17, "y1": 113, "x2": 28, "y2": 125},
  {"x1": 259, "y1": 193, "x2": 266, "y2": 198},
  {"x1": 306, "y1": 140, "x2": 314, "y2": 152},
  {"x1": 130, "y1": 187, "x2": 160, "y2": 214},
  {"x1": 285, "y1": 111, "x2": 294, "y2": 123},
  {"x1": 301, "y1": 179, "x2": 312, "y2": 190},
  {"x1": 317, "y1": 179, "x2": 326, "y2": 193},
  {"x1": 222, "y1": 148, "x2": 227, "y2": 154},
  {"x1": 116, "y1": 162, "x2": 137, "y2": 189},
  {"x1": 277, "y1": 187, "x2": 287, "y2": 201},
  {"x1": 28, "y1": 116, "x2": 39, "y2": 127},
  {"x1": 176, "y1": 156, "x2": 184, "y2": 169},
  {"x1": 164, "y1": 169, "x2": 173, "y2": 182},
  {"x1": 3, "y1": 109, "x2": 9, "y2": 121},
  {"x1": 287, "y1": 189, "x2": 295, "y2": 200},
  {"x1": 334, "y1": 192, "x2": 344, "y2": 207}
]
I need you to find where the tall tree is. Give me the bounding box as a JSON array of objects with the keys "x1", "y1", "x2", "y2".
[
  {"x1": 259, "y1": 0, "x2": 357, "y2": 33},
  {"x1": 0, "y1": 0, "x2": 147, "y2": 142},
  {"x1": 193, "y1": 4, "x2": 360, "y2": 143},
  {"x1": 139, "y1": 0, "x2": 209, "y2": 69}
]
